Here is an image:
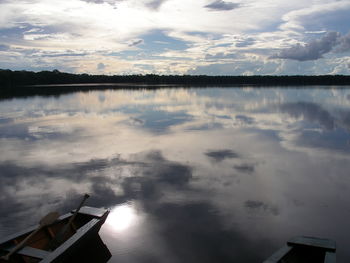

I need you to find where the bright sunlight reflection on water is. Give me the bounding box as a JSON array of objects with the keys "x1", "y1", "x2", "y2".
[{"x1": 106, "y1": 203, "x2": 138, "y2": 232}]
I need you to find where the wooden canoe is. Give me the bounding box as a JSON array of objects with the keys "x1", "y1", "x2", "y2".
[
  {"x1": 263, "y1": 236, "x2": 336, "y2": 263},
  {"x1": 0, "y1": 206, "x2": 110, "y2": 263}
]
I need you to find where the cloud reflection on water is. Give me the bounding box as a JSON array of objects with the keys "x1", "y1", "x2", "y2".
[{"x1": 1, "y1": 88, "x2": 350, "y2": 261}]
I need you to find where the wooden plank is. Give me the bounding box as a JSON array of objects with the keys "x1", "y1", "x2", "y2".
[
  {"x1": 0, "y1": 207, "x2": 109, "y2": 263},
  {"x1": 71, "y1": 206, "x2": 108, "y2": 218},
  {"x1": 46, "y1": 227, "x2": 55, "y2": 239},
  {"x1": 0, "y1": 208, "x2": 107, "y2": 247},
  {"x1": 0, "y1": 214, "x2": 71, "y2": 246},
  {"x1": 19, "y1": 246, "x2": 50, "y2": 259},
  {"x1": 263, "y1": 245, "x2": 293, "y2": 263},
  {"x1": 71, "y1": 222, "x2": 77, "y2": 232},
  {"x1": 40, "y1": 218, "x2": 104, "y2": 263},
  {"x1": 325, "y1": 251, "x2": 336, "y2": 263},
  {"x1": 287, "y1": 236, "x2": 336, "y2": 251},
  {"x1": 2, "y1": 245, "x2": 50, "y2": 259}
]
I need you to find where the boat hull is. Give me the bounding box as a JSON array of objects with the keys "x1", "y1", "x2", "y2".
[
  {"x1": 0, "y1": 206, "x2": 110, "y2": 263},
  {"x1": 263, "y1": 236, "x2": 336, "y2": 263}
]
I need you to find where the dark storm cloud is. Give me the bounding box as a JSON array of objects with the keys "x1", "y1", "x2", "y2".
[
  {"x1": 292, "y1": 127, "x2": 350, "y2": 153},
  {"x1": 0, "y1": 157, "x2": 127, "y2": 188},
  {"x1": 234, "y1": 164, "x2": 255, "y2": 174},
  {"x1": 235, "y1": 38, "x2": 255, "y2": 47},
  {"x1": 128, "y1": 39, "x2": 144, "y2": 47},
  {"x1": 244, "y1": 200, "x2": 279, "y2": 216},
  {"x1": 121, "y1": 151, "x2": 192, "y2": 202},
  {"x1": 131, "y1": 150, "x2": 192, "y2": 188},
  {"x1": 204, "y1": 0, "x2": 240, "y2": 11},
  {"x1": 0, "y1": 191, "x2": 39, "y2": 233},
  {"x1": 279, "y1": 104, "x2": 350, "y2": 152},
  {"x1": 280, "y1": 102, "x2": 335, "y2": 130},
  {"x1": 0, "y1": 150, "x2": 193, "y2": 231},
  {"x1": 0, "y1": 151, "x2": 191, "y2": 189},
  {"x1": 235, "y1": 115, "x2": 254, "y2": 124},
  {"x1": 145, "y1": 0, "x2": 168, "y2": 10},
  {"x1": 80, "y1": 0, "x2": 120, "y2": 4},
  {"x1": 150, "y1": 202, "x2": 272, "y2": 263},
  {"x1": 129, "y1": 117, "x2": 145, "y2": 125},
  {"x1": 89, "y1": 181, "x2": 124, "y2": 207},
  {"x1": 339, "y1": 110, "x2": 350, "y2": 130},
  {"x1": 0, "y1": 192, "x2": 27, "y2": 216},
  {"x1": 335, "y1": 32, "x2": 350, "y2": 52},
  {"x1": 81, "y1": 0, "x2": 104, "y2": 3},
  {"x1": 205, "y1": 149, "x2": 240, "y2": 162},
  {"x1": 271, "y1": 32, "x2": 339, "y2": 61}
]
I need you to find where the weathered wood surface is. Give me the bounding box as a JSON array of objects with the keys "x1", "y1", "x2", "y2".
[{"x1": 0, "y1": 206, "x2": 109, "y2": 263}]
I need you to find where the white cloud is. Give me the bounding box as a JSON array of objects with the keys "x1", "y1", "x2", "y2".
[
  {"x1": 0, "y1": 0, "x2": 349, "y2": 74},
  {"x1": 279, "y1": 1, "x2": 350, "y2": 34}
]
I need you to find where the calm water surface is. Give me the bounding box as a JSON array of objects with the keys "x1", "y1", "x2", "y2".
[{"x1": 1, "y1": 87, "x2": 350, "y2": 262}]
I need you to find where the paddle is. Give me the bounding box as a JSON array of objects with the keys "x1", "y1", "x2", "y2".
[
  {"x1": 1, "y1": 211, "x2": 59, "y2": 261},
  {"x1": 49, "y1": 194, "x2": 90, "y2": 250}
]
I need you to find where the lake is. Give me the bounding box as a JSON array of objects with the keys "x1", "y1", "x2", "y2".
[{"x1": 1, "y1": 87, "x2": 350, "y2": 262}]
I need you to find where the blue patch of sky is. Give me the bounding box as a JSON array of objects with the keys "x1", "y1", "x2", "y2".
[
  {"x1": 215, "y1": 43, "x2": 232, "y2": 48},
  {"x1": 240, "y1": 8, "x2": 350, "y2": 36},
  {"x1": 115, "y1": 103, "x2": 192, "y2": 132},
  {"x1": 246, "y1": 127, "x2": 282, "y2": 142},
  {"x1": 279, "y1": 89, "x2": 350, "y2": 106},
  {"x1": 0, "y1": 62, "x2": 62, "y2": 72},
  {"x1": 0, "y1": 123, "x2": 34, "y2": 140},
  {"x1": 184, "y1": 122, "x2": 223, "y2": 131},
  {"x1": 134, "y1": 64, "x2": 155, "y2": 70},
  {"x1": 0, "y1": 118, "x2": 13, "y2": 125},
  {"x1": 302, "y1": 9, "x2": 350, "y2": 35},
  {"x1": 109, "y1": 51, "x2": 192, "y2": 61},
  {"x1": 244, "y1": 21, "x2": 283, "y2": 34},
  {"x1": 0, "y1": 24, "x2": 31, "y2": 44},
  {"x1": 118, "y1": 106, "x2": 192, "y2": 133},
  {"x1": 0, "y1": 23, "x2": 70, "y2": 46},
  {"x1": 296, "y1": 126, "x2": 350, "y2": 153},
  {"x1": 106, "y1": 31, "x2": 189, "y2": 60},
  {"x1": 116, "y1": 105, "x2": 143, "y2": 114},
  {"x1": 140, "y1": 30, "x2": 189, "y2": 53},
  {"x1": 137, "y1": 109, "x2": 192, "y2": 133},
  {"x1": 147, "y1": 54, "x2": 193, "y2": 61},
  {"x1": 0, "y1": 121, "x2": 78, "y2": 141},
  {"x1": 194, "y1": 88, "x2": 281, "y2": 101},
  {"x1": 105, "y1": 30, "x2": 194, "y2": 60},
  {"x1": 41, "y1": 52, "x2": 88, "y2": 57},
  {"x1": 186, "y1": 31, "x2": 222, "y2": 40},
  {"x1": 108, "y1": 50, "x2": 140, "y2": 58}
]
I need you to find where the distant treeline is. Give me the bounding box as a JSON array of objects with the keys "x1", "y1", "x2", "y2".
[{"x1": 1, "y1": 69, "x2": 350, "y2": 98}]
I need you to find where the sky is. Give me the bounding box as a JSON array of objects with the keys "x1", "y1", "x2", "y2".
[{"x1": 0, "y1": 0, "x2": 350, "y2": 75}]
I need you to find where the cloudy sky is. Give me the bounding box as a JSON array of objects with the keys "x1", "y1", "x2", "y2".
[{"x1": 1, "y1": 0, "x2": 350, "y2": 75}]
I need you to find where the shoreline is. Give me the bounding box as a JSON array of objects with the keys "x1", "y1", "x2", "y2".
[{"x1": 1, "y1": 83, "x2": 350, "y2": 101}]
